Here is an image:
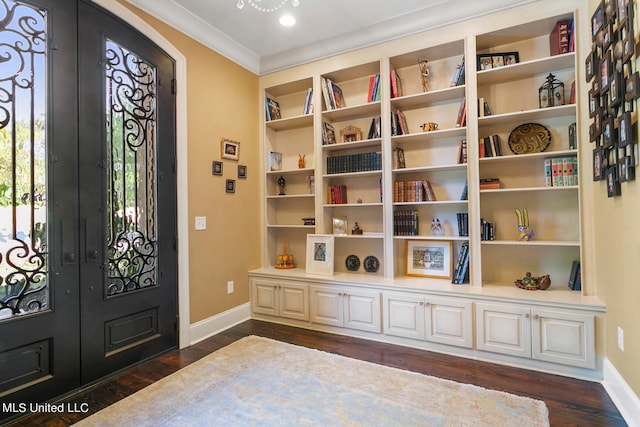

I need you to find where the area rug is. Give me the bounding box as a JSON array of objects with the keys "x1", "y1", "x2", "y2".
[{"x1": 75, "y1": 336, "x2": 549, "y2": 426}]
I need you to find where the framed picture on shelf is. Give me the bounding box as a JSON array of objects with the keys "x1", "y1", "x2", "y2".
[
  {"x1": 212, "y1": 161, "x2": 223, "y2": 176},
  {"x1": 221, "y1": 138, "x2": 240, "y2": 161},
  {"x1": 405, "y1": 239, "x2": 452, "y2": 279},
  {"x1": 306, "y1": 234, "x2": 335, "y2": 276},
  {"x1": 340, "y1": 125, "x2": 361, "y2": 143},
  {"x1": 476, "y1": 52, "x2": 519, "y2": 70},
  {"x1": 268, "y1": 151, "x2": 282, "y2": 171},
  {"x1": 238, "y1": 165, "x2": 247, "y2": 179},
  {"x1": 332, "y1": 217, "x2": 348, "y2": 235}
]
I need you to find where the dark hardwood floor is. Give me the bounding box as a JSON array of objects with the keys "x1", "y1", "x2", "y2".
[{"x1": 6, "y1": 320, "x2": 626, "y2": 426}]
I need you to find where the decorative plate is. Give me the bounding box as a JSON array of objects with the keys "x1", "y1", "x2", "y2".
[
  {"x1": 363, "y1": 256, "x2": 380, "y2": 273},
  {"x1": 345, "y1": 255, "x2": 360, "y2": 271},
  {"x1": 507, "y1": 123, "x2": 551, "y2": 154}
]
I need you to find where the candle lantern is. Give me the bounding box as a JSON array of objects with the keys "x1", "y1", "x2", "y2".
[{"x1": 538, "y1": 73, "x2": 565, "y2": 108}]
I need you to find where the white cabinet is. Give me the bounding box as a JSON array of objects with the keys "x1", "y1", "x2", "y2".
[
  {"x1": 383, "y1": 292, "x2": 473, "y2": 348},
  {"x1": 476, "y1": 302, "x2": 595, "y2": 368},
  {"x1": 251, "y1": 279, "x2": 309, "y2": 321},
  {"x1": 310, "y1": 285, "x2": 381, "y2": 333}
]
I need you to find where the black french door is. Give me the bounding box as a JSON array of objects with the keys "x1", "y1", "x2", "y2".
[{"x1": 0, "y1": 0, "x2": 177, "y2": 418}]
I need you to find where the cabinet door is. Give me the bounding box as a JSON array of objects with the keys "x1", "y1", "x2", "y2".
[
  {"x1": 383, "y1": 292, "x2": 425, "y2": 340},
  {"x1": 279, "y1": 282, "x2": 309, "y2": 321},
  {"x1": 309, "y1": 285, "x2": 343, "y2": 327},
  {"x1": 531, "y1": 309, "x2": 595, "y2": 369},
  {"x1": 425, "y1": 298, "x2": 473, "y2": 348},
  {"x1": 476, "y1": 302, "x2": 531, "y2": 358},
  {"x1": 344, "y1": 288, "x2": 381, "y2": 333},
  {"x1": 252, "y1": 279, "x2": 279, "y2": 317}
]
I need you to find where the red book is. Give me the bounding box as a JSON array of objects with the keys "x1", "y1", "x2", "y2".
[{"x1": 550, "y1": 20, "x2": 570, "y2": 56}]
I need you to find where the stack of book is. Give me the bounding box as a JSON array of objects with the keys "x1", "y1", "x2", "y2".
[
  {"x1": 450, "y1": 56, "x2": 466, "y2": 87},
  {"x1": 302, "y1": 88, "x2": 314, "y2": 114},
  {"x1": 321, "y1": 77, "x2": 345, "y2": 110},
  {"x1": 393, "y1": 210, "x2": 419, "y2": 236},
  {"x1": 452, "y1": 242, "x2": 470, "y2": 284},
  {"x1": 326, "y1": 152, "x2": 382, "y2": 174},
  {"x1": 456, "y1": 213, "x2": 469, "y2": 237},
  {"x1": 368, "y1": 116, "x2": 382, "y2": 139},
  {"x1": 390, "y1": 69, "x2": 403, "y2": 98},
  {"x1": 367, "y1": 74, "x2": 381, "y2": 102},
  {"x1": 393, "y1": 180, "x2": 436, "y2": 202},
  {"x1": 545, "y1": 157, "x2": 578, "y2": 187},
  {"x1": 391, "y1": 109, "x2": 409, "y2": 136},
  {"x1": 479, "y1": 135, "x2": 503, "y2": 157},
  {"x1": 480, "y1": 218, "x2": 495, "y2": 241},
  {"x1": 327, "y1": 185, "x2": 348, "y2": 204},
  {"x1": 479, "y1": 178, "x2": 500, "y2": 190}
]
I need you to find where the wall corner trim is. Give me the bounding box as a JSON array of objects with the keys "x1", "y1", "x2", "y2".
[
  {"x1": 602, "y1": 358, "x2": 640, "y2": 427},
  {"x1": 189, "y1": 303, "x2": 251, "y2": 346}
]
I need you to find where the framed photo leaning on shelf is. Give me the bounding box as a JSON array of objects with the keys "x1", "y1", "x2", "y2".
[
  {"x1": 221, "y1": 138, "x2": 240, "y2": 161},
  {"x1": 405, "y1": 239, "x2": 452, "y2": 279},
  {"x1": 306, "y1": 235, "x2": 334, "y2": 276}
]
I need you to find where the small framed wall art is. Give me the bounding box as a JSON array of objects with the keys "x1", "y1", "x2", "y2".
[
  {"x1": 238, "y1": 165, "x2": 247, "y2": 179},
  {"x1": 212, "y1": 161, "x2": 223, "y2": 176},
  {"x1": 221, "y1": 138, "x2": 240, "y2": 161}
]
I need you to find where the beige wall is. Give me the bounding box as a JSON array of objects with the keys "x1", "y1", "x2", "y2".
[
  {"x1": 119, "y1": 2, "x2": 261, "y2": 324},
  {"x1": 586, "y1": 0, "x2": 640, "y2": 398},
  {"x1": 120, "y1": 0, "x2": 640, "y2": 398}
]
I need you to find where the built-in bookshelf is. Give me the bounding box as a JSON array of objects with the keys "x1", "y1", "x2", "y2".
[
  {"x1": 475, "y1": 12, "x2": 579, "y2": 290},
  {"x1": 254, "y1": 3, "x2": 603, "y2": 380},
  {"x1": 259, "y1": 9, "x2": 581, "y2": 293},
  {"x1": 263, "y1": 77, "x2": 316, "y2": 268}
]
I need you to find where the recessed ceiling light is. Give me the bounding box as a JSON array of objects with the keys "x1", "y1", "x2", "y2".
[{"x1": 279, "y1": 14, "x2": 296, "y2": 26}]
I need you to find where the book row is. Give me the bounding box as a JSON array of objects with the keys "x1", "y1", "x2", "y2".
[
  {"x1": 393, "y1": 210, "x2": 419, "y2": 236},
  {"x1": 456, "y1": 213, "x2": 469, "y2": 237},
  {"x1": 326, "y1": 152, "x2": 382, "y2": 174},
  {"x1": 452, "y1": 241, "x2": 470, "y2": 284},
  {"x1": 480, "y1": 218, "x2": 496, "y2": 241},
  {"x1": 479, "y1": 134, "x2": 503, "y2": 157},
  {"x1": 327, "y1": 185, "x2": 348, "y2": 205},
  {"x1": 545, "y1": 156, "x2": 579, "y2": 187},
  {"x1": 393, "y1": 180, "x2": 436, "y2": 203}
]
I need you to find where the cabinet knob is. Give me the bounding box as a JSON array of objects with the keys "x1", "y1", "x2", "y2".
[
  {"x1": 525, "y1": 313, "x2": 530, "y2": 319},
  {"x1": 419, "y1": 301, "x2": 424, "y2": 306},
  {"x1": 424, "y1": 302, "x2": 431, "y2": 306},
  {"x1": 533, "y1": 314, "x2": 539, "y2": 320}
]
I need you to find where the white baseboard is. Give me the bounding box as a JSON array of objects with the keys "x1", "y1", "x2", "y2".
[
  {"x1": 189, "y1": 303, "x2": 251, "y2": 346},
  {"x1": 603, "y1": 358, "x2": 640, "y2": 427}
]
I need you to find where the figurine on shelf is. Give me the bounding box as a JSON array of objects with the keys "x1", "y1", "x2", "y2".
[
  {"x1": 277, "y1": 175, "x2": 286, "y2": 195},
  {"x1": 352, "y1": 222, "x2": 363, "y2": 235},
  {"x1": 275, "y1": 239, "x2": 295, "y2": 269},
  {"x1": 514, "y1": 272, "x2": 551, "y2": 290},
  {"x1": 418, "y1": 59, "x2": 430, "y2": 92},
  {"x1": 430, "y1": 217, "x2": 443, "y2": 236},
  {"x1": 298, "y1": 154, "x2": 305, "y2": 168},
  {"x1": 515, "y1": 207, "x2": 535, "y2": 241}
]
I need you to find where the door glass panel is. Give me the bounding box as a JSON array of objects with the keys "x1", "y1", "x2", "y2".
[
  {"x1": 0, "y1": 0, "x2": 48, "y2": 320},
  {"x1": 105, "y1": 39, "x2": 158, "y2": 296}
]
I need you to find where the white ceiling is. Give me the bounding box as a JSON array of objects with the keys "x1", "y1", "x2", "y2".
[{"x1": 125, "y1": 0, "x2": 538, "y2": 75}]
